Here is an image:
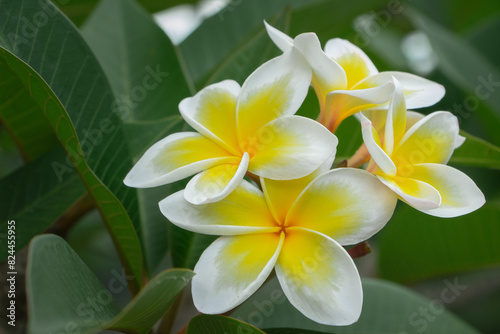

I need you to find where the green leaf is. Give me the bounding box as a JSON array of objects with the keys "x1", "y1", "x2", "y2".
[
  {"x1": 378, "y1": 202, "x2": 500, "y2": 283},
  {"x1": 27, "y1": 234, "x2": 194, "y2": 334},
  {"x1": 232, "y1": 277, "x2": 479, "y2": 334},
  {"x1": 187, "y1": 315, "x2": 265, "y2": 334},
  {"x1": 105, "y1": 268, "x2": 194, "y2": 333},
  {"x1": 53, "y1": 0, "x2": 198, "y2": 26},
  {"x1": 409, "y1": 9, "x2": 500, "y2": 145},
  {"x1": 81, "y1": 0, "x2": 192, "y2": 275},
  {"x1": 27, "y1": 234, "x2": 120, "y2": 334},
  {"x1": 0, "y1": 53, "x2": 58, "y2": 161},
  {"x1": 0, "y1": 146, "x2": 87, "y2": 260},
  {"x1": 0, "y1": 0, "x2": 143, "y2": 291},
  {"x1": 450, "y1": 131, "x2": 500, "y2": 168}
]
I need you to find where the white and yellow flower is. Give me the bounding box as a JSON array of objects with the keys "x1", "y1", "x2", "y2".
[
  {"x1": 264, "y1": 22, "x2": 445, "y2": 132},
  {"x1": 159, "y1": 160, "x2": 397, "y2": 325},
  {"x1": 124, "y1": 48, "x2": 338, "y2": 204},
  {"x1": 360, "y1": 77, "x2": 485, "y2": 217}
]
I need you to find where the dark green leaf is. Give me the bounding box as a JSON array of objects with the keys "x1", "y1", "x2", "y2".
[
  {"x1": 378, "y1": 202, "x2": 500, "y2": 283},
  {"x1": 265, "y1": 329, "x2": 331, "y2": 334},
  {"x1": 232, "y1": 277, "x2": 479, "y2": 333},
  {"x1": 0, "y1": 52, "x2": 58, "y2": 161},
  {"x1": 0, "y1": 146, "x2": 87, "y2": 260},
  {"x1": 187, "y1": 315, "x2": 265, "y2": 334},
  {"x1": 409, "y1": 9, "x2": 500, "y2": 145},
  {"x1": 53, "y1": 0, "x2": 199, "y2": 26},
  {"x1": 106, "y1": 268, "x2": 194, "y2": 334},
  {"x1": 0, "y1": 0, "x2": 143, "y2": 291}
]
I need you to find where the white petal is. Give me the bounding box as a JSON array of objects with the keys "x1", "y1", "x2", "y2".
[
  {"x1": 455, "y1": 134, "x2": 466, "y2": 149},
  {"x1": 192, "y1": 233, "x2": 284, "y2": 314},
  {"x1": 384, "y1": 77, "x2": 407, "y2": 155},
  {"x1": 359, "y1": 113, "x2": 397, "y2": 176},
  {"x1": 286, "y1": 168, "x2": 397, "y2": 245},
  {"x1": 159, "y1": 179, "x2": 278, "y2": 235},
  {"x1": 124, "y1": 132, "x2": 236, "y2": 188},
  {"x1": 264, "y1": 20, "x2": 294, "y2": 52},
  {"x1": 293, "y1": 33, "x2": 347, "y2": 105},
  {"x1": 276, "y1": 228, "x2": 362, "y2": 326},
  {"x1": 236, "y1": 48, "x2": 312, "y2": 143},
  {"x1": 184, "y1": 152, "x2": 249, "y2": 204},
  {"x1": 408, "y1": 163, "x2": 485, "y2": 217},
  {"x1": 179, "y1": 80, "x2": 241, "y2": 155},
  {"x1": 354, "y1": 71, "x2": 445, "y2": 109},
  {"x1": 248, "y1": 116, "x2": 338, "y2": 180}
]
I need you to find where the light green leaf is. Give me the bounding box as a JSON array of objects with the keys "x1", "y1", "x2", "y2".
[
  {"x1": 378, "y1": 202, "x2": 500, "y2": 283},
  {"x1": 232, "y1": 277, "x2": 479, "y2": 334},
  {"x1": 27, "y1": 234, "x2": 193, "y2": 334},
  {"x1": 187, "y1": 315, "x2": 265, "y2": 334},
  {"x1": 450, "y1": 132, "x2": 500, "y2": 168},
  {"x1": 27, "y1": 234, "x2": 120, "y2": 334},
  {"x1": 81, "y1": 0, "x2": 192, "y2": 275},
  {"x1": 0, "y1": 146, "x2": 87, "y2": 260},
  {"x1": 0, "y1": 0, "x2": 143, "y2": 291}
]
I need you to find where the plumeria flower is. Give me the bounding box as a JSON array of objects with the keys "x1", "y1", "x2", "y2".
[
  {"x1": 360, "y1": 77, "x2": 485, "y2": 217},
  {"x1": 159, "y1": 159, "x2": 397, "y2": 325},
  {"x1": 124, "y1": 48, "x2": 338, "y2": 204},
  {"x1": 264, "y1": 22, "x2": 445, "y2": 132}
]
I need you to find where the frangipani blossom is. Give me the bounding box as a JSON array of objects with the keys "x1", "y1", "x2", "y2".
[
  {"x1": 360, "y1": 78, "x2": 485, "y2": 217},
  {"x1": 124, "y1": 48, "x2": 338, "y2": 204},
  {"x1": 264, "y1": 22, "x2": 445, "y2": 132},
  {"x1": 159, "y1": 162, "x2": 397, "y2": 326}
]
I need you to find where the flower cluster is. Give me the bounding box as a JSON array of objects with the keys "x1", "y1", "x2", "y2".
[{"x1": 124, "y1": 23, "x2": 485, "y2": 326}]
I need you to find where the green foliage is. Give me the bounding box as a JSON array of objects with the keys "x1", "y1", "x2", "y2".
[
  {"x1": 187, "y1": 315, "x2": 266, "y2": 334},
  {"x1": 27, "y1": 234, "x2": 193, "y2": 334}
]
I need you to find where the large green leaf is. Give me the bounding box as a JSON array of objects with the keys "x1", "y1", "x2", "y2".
[
  {"x1": 187, "y1": 315, "x2": 265, "y2": 334},
  {"x1": 0, "y1": 0, "x2": 143, "y2": 291},
  {"x1": 81, "y1": 0, "x2": 192, "y2": 275},
  {"x1": 409, "y1": 9, "x2": 500, "y2": 145},
  {"x1": 232, "y1": 277, "x2": 479, "y2": 334},
  {"x1": 0, "y1": 54, "x2": 58, "y2": 161},
  {"x1": 378, "y1": 202, "x2": 500, "y2": 283},
  {"x1": 0, "y1": 146, "x2": 87, "y2": 260},
  {"x1": 27, "y1": 234, "x2": 193, "y2": 334},
  {"x1": 265, "y1": 329, "x2": 332, "y2": 334}
]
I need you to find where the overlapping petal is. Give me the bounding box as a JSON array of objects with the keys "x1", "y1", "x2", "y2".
[
  {"x1": 377, "y1": 175, "x2": 441, "y2": 210},
  {"x1": 353, "y1": 71, "x2": 445, "y2": 109},
  {"x1": 324, "y1": 81, "x2": 394, "y2": 131},
  {"x1": 159, "y1": 179, "x2": 278, "y2": 235},
  {"x1": 383, "y1": 77, "x2": 407, "y2": 155},
  {"x1": 324, "y1": 38, "x2": 378, "y2": 89},
  {"x1": 275, "y1": 227, "x2": 362, "y2": 326},
  {"x1": 124, "y1": 132, "x2": 237, "y2": 188},
  {"x1": 286, "y1": 169, "x2": 397, "y2": 245},
  {"x1": 179, "y1": 80, "x2": 241, "y2": 155},
  {"x1": 260, "y1": 155, "x2": 335, "y2": 223},
  {"x1": 184, "y1": 152, "x2": 249, "y2": 204},
  {"x1": 248, "y1": 116, "x2": 337, "y2": 180},
  {"x1": 193, "y1": 232, "x2": 284, "y2": 314},
  {"x1": 405, "y1": 163, "x2": 485, "y2": 217},
  {"x1": 393, "y1": 111, "x2": 459, "y2": 168},
  {"x1": 360, "y1": 113, "x2": 397, "y2": 176},
  {"x1": 236, "y1": 47, "x2": 312, "y2": 145}
]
